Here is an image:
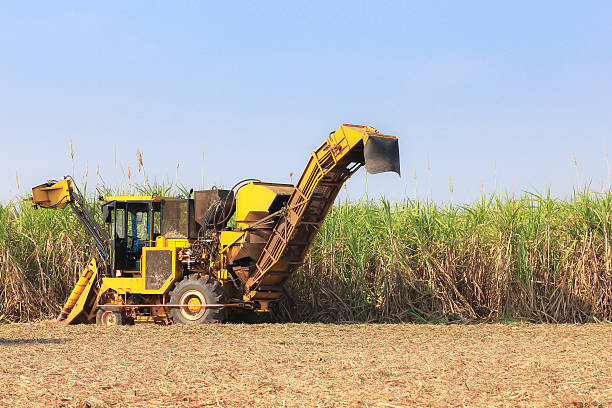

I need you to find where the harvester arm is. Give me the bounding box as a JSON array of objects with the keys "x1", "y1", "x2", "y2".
[
  {"x1": 31, "y1": 177, "x2": 111, "y2": 269},
  {"x1": 31, "y1": 177, "x2": 110, "y2": 323},
  {"x1": 244, "y1": 124, "x2": 400, "y2": 303}
]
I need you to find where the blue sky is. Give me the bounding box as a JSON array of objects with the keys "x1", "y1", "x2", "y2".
[{"x1": 1, "y1": 1, "x2": 611, "y2": 204}]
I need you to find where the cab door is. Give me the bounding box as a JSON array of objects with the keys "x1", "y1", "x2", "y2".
[{"x1": 125, "y1": 202, "x2": 151, "y2": 271}]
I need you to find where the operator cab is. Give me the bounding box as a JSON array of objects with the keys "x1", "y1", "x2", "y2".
[
  {"x1": 102, "y1": 198, "x2": 161, "y2": 275},
  {"x1": 101, "y1": 195, "x2": 219, "y2": 276},
  {"x1": 101, "y1": 191, "x2": 236, "y2": 277}
]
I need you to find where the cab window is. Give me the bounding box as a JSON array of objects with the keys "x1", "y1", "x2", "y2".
[{"x1": 115, "y1": 208, "x2": 125, "y2": 239}]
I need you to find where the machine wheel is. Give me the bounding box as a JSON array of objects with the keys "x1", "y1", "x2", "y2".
[
  {"x1": 96, "y1": 307, "x2": 124, "y2": 326},
  {"x1": 169, "y1": 274, "x2": 225, "y2": 324}
]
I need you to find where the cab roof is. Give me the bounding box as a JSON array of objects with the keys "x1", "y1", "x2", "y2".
[{"x1": 103, "y1": 195, "x2": 175, "y2": 202}]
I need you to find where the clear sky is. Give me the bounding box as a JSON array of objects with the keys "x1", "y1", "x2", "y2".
[{"x1": 1, "y1": 1, "x2": 611, "y2": 205}]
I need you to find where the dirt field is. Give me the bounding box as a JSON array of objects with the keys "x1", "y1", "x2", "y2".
[{"x1": 0, "y1": 323, "x2": 610, "y2": 407}]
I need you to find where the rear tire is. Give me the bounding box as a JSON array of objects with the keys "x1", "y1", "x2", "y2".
[
  {"x1": 96, "y1": 307, "x2": 124, "y2": 326},
  {"x1": 169, "y1": 274, "x2": 225, "y2": 324}
]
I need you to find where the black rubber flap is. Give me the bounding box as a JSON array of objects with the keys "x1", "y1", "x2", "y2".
[{"x1": 364, "y1": 136, "x2": 401, "y2": 175}]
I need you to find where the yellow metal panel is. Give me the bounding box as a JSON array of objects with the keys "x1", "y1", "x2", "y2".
[
  {"x1": 235, "y1": 182, "x2": 293, "y2": 228},
  {"x1": 31, "y1": 179, "x2": 73, "y2": 209},
  {"x1": 64, "y1": 258, "x2": 99, "y2": 324},
  {"x1": 104, "y1": 195, "x2": 176, "y2": 202},
  {"x1": 98, "y1": 247, "x2": 181, "y2": 296},
  {"x1": 141, "y1": 246, "x2": 180, "y2": 294},
  {"x1": 104, "y1": 195, "x2": 160, "y2": 201},
  {"x1": 164, "y1": 239, "x2": 189, "y2": 249},
  {"x1": 219, "y1": 230, "x2": 246, "y2": 248},
  {"x1": 101, "y1": 277, "x2": 143, "y2": 293},
  {"x1": 235, "y1": 183, "x2": 276, "y2": 227}
]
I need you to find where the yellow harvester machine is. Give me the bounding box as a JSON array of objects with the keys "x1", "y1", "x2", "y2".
[{"x1": 31, "y1": 124, "x2": 400, "y2": 325}]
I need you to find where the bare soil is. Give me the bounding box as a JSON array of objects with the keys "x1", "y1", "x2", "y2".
[{"x1": 0, "y1": 323, "x2": 610, "y2": 407}]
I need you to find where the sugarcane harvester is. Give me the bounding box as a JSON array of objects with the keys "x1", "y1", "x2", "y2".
[{"x1": 31, "y1": 124, "x2": 400, "y2": 325}]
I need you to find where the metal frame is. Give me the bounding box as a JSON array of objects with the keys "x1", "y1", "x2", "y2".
[{"x1": 244, "y1": 125, "x2": 393, "y2": 302}]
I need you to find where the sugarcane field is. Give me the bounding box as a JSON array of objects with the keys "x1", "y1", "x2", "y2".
[{"x1": 2, "y1": 2, "x2": 612, "y2": 408}]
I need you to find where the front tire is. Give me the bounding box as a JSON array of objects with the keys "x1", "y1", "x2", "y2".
[
  {"x1": 169, "y1": 274, "x2": 225, "y2": 324},
  {"x1": 96, "y1": 307, "x2": 124, "y2": 326}
]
